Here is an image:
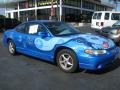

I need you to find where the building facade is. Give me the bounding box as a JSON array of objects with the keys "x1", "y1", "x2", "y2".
[{"x1": 5, "y1": 0, "x2": 114, "y2": 22}]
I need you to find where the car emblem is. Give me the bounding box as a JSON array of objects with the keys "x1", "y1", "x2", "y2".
[{"x1": 102, "y1": 42, "x2": 109, "y2": 48}]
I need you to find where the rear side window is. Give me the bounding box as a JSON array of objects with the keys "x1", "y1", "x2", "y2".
[
  {"x1": 28, "y1": 23, "x2": 46, "y2": 35},
  {"x1": 97, "y1": 13, "x2": 102, "y2": 19},
  {"x1": 93, "y1": 13, "x2": 97, "y2": 19},
  {"x1": 16, "y1": 23, "x2": 27, "y2": 33},
  {"x1": 104, "y1": 13, "x2": 109, "y2": 20},
  {"x1": 111, "y1": 13, "x2": 120, "y2": 20},
  {"x1": 93, "y1": 13, "x2": 102, "y2": 20}
]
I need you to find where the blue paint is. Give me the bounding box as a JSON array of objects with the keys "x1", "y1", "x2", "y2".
[{"x1": 3, "y1": 20, "x2": 119, "y2": 70}]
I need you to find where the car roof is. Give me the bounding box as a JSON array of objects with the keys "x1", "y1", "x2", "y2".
[{"x1": 26, "y1": 20, "x2": 60, "y2": 23}]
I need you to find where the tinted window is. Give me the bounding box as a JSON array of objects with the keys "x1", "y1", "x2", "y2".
[
  {"x1": 93, "y1": 13, "x2": 102, "y2": 19},
  {"x1": 111, "y1": 13, "x2": 120, "y2": 20},
  {"x1": 43, "y1": 22, "x2": 80, "y2": 36},
  {"x1": 16, "y1": 23, "x2": 27, "y2": 33},
  {"x1": 97, "y1": 13, "x2": 102, "y2": 19},
  {"x1": 104, "y1": 13, "x2": 109, "y2": 20},
  {"x1": 93, "y1": 13, "x2": 97, "y2": 19},
  {"x1": 28, "y1": 23, "x2": 46, "y2": 35}
]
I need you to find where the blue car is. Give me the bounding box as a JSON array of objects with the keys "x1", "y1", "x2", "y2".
[{"x1": 3, "y1": 20, "x2": 119, "y2": 73}]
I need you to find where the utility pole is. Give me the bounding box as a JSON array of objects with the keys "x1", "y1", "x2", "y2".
[
  {"x1": 4, "y1": 0, "x2": 6, "y2": 17},
  {"x1": 50, "y1": 0, "x2": 55, "y2": 20},
  {"x1": 35, "y1": 0, "x2": 37, "y2": 20}
]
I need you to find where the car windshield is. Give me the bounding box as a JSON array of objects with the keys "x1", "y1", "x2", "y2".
[
  {"x1": 112, "y1": 21, "x2": 120, "y2": 28},
  {"x1": 43, "y1": 22, "x2": 80, "y2": 36}
]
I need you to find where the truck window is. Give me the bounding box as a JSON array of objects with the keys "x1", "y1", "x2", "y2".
[
  {"x1": 93, "y1": 13, "x2": 97, "y2": 19},
  {"x1": 97, "y1": 13, "x2": 102, "y2": 19},
  {"x1": 111, "y1": 13, "x2": 120, "y2": 20},
  {"x1": 104, "y1": 13, "x2": 109, "y2": 20}
]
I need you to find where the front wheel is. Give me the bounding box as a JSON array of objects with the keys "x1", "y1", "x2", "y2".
[
  {"x1": 118, "y1": 41, "x2": 120, "y2": 46},
  {"x1": 8, "y1": 40, "x2": 16, "y2": 55},
  {"x1": 56, "y1": 49, "x2": 78, "y2": 73}
]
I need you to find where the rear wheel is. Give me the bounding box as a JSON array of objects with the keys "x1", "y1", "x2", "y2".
[
  {"x1": 56, "y1": 49, "x2": 78, "y2": 73},
  {"x1": 8, "y1": 40, "x2": 16, "y2": 55}
]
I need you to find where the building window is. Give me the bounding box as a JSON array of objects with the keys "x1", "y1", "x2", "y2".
[
  {"x1": 63, "y1": 8, "x2": 82, "y2": 22},
  {"x1": 28, "y1": 0, "x2": 35, "y2": 8},
  {"x1": 14, "y1": 12, "x2": 18, "y2": 19},
  {"x1": 37, "y1": 9, "x2": 50, "y2": 20},
  {"x1": 20, "y1": 10, "x2": 35, "y2": 22},
  {"x1": 63, "y1": 0, "x2": 81, "y2": 7},
  {"x1": 83, "y1": 1, "x2": 94, "y2": 10},
  {"x1": 19, "y1": 1, "x2": 29, "y2": 9}
]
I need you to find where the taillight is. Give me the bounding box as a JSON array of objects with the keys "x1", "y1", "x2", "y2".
[
  {"x1": 101, "y1": 22, "x2": 104, "y2": 26},
  {"x1": 96, "y1": 22, "x2": 104, "y2": 27},
  {"x1": 96, "y1": 22, "x2": 99, "y2": 26}
]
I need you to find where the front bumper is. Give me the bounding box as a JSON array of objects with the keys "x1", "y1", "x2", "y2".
[{"x1": 78, "y1": 47, "x2": 119, "y2": 70}]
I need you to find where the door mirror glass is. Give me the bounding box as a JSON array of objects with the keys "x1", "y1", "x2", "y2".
[{"x1": 38, "y1": 31, "x2": 50, "y2": 37}]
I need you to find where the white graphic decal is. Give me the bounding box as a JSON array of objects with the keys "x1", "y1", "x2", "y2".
[
  {"x1": 34, "y1": 34, "x2": 114, "y2": 51},
  {"x1": 34, "y1": 37, "x2": 70, "y2": 51}
]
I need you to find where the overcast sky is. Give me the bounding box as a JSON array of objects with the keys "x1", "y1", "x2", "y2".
[{"x1": 0, "y1": 0, "x2": 25, "y2": 3}]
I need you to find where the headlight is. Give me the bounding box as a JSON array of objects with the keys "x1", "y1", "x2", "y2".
[
  {"x1": 111, "y1": 29, "x2": 120, "y2": 34},
  {"x1": 110, "y1": 29, "x2": 118, "y2": 34},
  {"x1": 85, "y1": 49, "x2": 106, "y2": 55},
  {"x1": 117, "y1": 29, "x2": 120, "y2": 34}
]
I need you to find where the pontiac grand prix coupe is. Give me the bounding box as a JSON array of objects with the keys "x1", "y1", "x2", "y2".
[{"x1": 3, "y1": 20, "x2": 119, "y2": 73}]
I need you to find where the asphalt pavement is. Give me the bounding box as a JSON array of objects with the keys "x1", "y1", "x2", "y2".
[{"x1": 0, "y1": 27, "x2": 120, "y2": 90}]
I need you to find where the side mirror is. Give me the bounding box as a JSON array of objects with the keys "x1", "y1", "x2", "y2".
[{"x1": 38, "y1": 31, "x2": 50, "y2": 37}]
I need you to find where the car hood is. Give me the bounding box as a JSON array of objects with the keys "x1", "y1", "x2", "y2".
[
  {"x1": 34, "y1": 33, "x2": 115, "y2": 51},
  {"x1": 102, "y1": 27, "x2": 120, "y2": 33},
  {"x1": 62, "y1": 33, "x2": 115, "y2": 50}
]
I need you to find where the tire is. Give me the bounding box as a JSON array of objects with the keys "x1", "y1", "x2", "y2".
[
  {"x1": 118, "y1": 41, "x2": 120, "y2": 46},
  {"x1": 8, "y1": 40, "x2": 16, "y2": 55},
  {"x1": 56, "y1": 49, "x2": 78, "y2": 73}
]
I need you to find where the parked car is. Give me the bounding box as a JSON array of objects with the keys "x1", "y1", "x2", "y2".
[
  {"x1": 101, "y1": 21, "x2": 120, "y2": 46},
  {"x1": 0, "y1": 18, "x2": 21, "y2": 32},
  {"x1": 3, "y1": 20, "x2": 119, "y2": 73},
  {"x1": 91, "y1": 11, "x2": 120, "y2": 30}
]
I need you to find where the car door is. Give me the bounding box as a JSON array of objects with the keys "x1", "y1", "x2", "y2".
[
  {"x1": 14, "y1": 23, "x2": 29, "y2": 52},
  {"x1": 24, "y1": 22, "x2": 51, "y2": 60}
]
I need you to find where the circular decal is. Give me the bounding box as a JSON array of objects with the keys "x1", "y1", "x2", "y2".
[{"x1": 34, "y1": 38, "x2": 43, "y2": 49}]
